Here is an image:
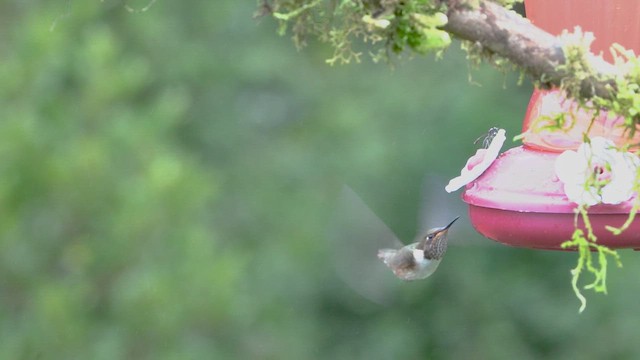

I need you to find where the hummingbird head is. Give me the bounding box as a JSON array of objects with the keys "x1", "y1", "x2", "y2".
[{"x1": 417, "y1": 216, "x2": 459, "y2": 260}]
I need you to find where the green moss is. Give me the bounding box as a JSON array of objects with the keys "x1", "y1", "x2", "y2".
[
  {"x1": 554, "y1": 31, "x2": 640, "y2": 139},
  {"x1": 561, "y1": 207, "x2": 622, "y2": 313},
  {"x1": 263, "y1": 0, "x2": 453, "y2": 64}
]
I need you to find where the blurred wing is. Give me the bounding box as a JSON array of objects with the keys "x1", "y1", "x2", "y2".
[
  {"x1": 336, "y1": 185, "x2": 404, "y2": 249},
  {"x1": 326, "y1": 185, "x2": 404, "y2": 305},
  {"x1": 418, "y1": 174, "x2": 494, "y2": 247}
]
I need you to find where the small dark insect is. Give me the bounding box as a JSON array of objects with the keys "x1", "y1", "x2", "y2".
[{"x1": 474, "y1": 127, "x2": 500, "y2": 149}]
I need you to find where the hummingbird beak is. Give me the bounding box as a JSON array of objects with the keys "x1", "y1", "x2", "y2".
[{"x1": 443, "y1": 216, "x2": 460, "y2": 231}]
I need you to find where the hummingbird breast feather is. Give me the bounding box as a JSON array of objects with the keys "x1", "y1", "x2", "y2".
[{"x1": 378, "y1": 245, "x2": 441, "y2": 280}]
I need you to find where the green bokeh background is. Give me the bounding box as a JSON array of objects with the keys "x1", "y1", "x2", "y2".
[{"x1": 2, "y1": 1, "x2": 640, "y2": 359}]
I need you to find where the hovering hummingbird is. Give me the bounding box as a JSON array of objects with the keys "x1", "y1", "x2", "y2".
[
  {"x1": 328, "y1": 185, "x2": 467, "y2": 304},
  {"x1": 377, "y1": 217, "x2": 459, "y2": 281}
]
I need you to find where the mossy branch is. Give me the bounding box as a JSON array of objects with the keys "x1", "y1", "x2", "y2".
[
  {"x1": 260, "y1": 0, "x2": 625, "y2": 101},
  {"x1": 441, "y1": 0, "x2": 617, "y2": 100}
]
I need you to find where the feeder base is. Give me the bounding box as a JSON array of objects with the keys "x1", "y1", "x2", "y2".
[{"x1": 468, "y1": 204, "x2": 640, "y2": 250}]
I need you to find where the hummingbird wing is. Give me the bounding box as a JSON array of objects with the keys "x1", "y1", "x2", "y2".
[{"x1": 326, "y1": 185, "x2": 404, "y2": 305}]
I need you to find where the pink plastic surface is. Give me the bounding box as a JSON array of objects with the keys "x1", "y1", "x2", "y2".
[
  {"x1": 525, "y1": 0, "x2": 640, "y2": 60},
  {"x1": 467, "y1": 205, "x2": 640, "y2": 250},
  {"x1": 462, "y1": 0, "x2": 640, "y2": 250},
  {"x1": 521, "y1": 0, "x2": 640, "y2": 151},
  {"x1": 521, "y1": 89, "x2": 640, "y2": 152},
  {"x1": 463, "y1": 146, "x2": 637, "y2": 214},
  {"x1": 463, "y1": 146, "x2": 640, "y2": 249}
]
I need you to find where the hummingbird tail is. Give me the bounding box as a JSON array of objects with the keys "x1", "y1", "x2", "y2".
[{"x1": 377, "y1": 249, "x2": 396, "y2": 265}]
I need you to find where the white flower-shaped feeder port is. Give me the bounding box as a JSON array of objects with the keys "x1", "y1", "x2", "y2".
[
  {"x1": 555, "y1": 137, "x2": 640, "y2": 206},
  {"x1": 445, "y1": 128, "x2": 506, "y2": 193}
]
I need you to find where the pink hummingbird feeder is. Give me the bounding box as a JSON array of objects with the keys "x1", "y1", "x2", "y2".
[{"x1": 461, "y1": 0, "x2": 640, "y2": 250}]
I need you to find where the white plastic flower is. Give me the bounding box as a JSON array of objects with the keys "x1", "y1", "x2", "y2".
[
  {"x1": 445, "y1": 128, "x2": 506, "y2": 193},
  {"x1": 555, "y1": 137, "x2": 639, "y2": 206}
]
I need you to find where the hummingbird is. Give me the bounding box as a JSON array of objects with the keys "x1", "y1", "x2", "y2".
[
  {"x1": 328, "y1": 185, "x2": 466, "y2": 304},
  {"x1": 377, "y1": 217, "x2": 459, "y2": 281}
]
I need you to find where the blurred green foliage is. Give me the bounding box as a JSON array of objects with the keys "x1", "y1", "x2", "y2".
[{"x1": 1, "y1": 1, "x2": 640, "y2": 359}]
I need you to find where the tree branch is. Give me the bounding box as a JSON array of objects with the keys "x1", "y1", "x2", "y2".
[
  {"x1": 266, "y1": 0, "x2": 631, "y2": 103},
  {"x1": 442, "y1": 0, "x2": 617, "y2": 100}
]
